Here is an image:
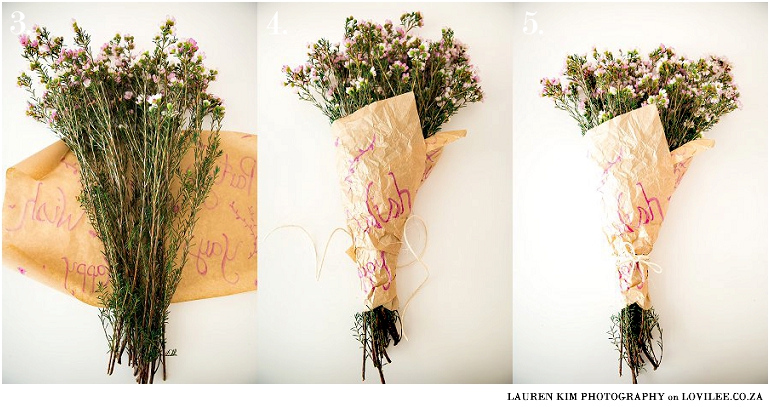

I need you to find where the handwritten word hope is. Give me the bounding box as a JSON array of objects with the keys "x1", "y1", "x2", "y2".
[
  {"x1": 616, "y1": 182, "x2": 664, "y2": 234},
  {"x1": 190, "y1": 233, "x2": 241, "y2": 284},
  {"x1": 366, "y1": 172, "x2": 412, "y2": 229},
  {"x1": 6, "y1": 182, "x2": 85, "y2": 232}
]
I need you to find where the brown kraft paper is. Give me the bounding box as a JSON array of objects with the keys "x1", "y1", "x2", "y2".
[
  {"x1": 331, "y1": 92, "x2": 464, "y2": 311},
  {"x1": 3, "y1": 130, "x2": 258, "y2": 306},
  {"x1": 586, "y1": 105, "x2": 713, "y2": 309}
]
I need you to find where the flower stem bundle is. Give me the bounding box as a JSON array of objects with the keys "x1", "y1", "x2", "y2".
[
  {"x1": 18, "y1": 18, "x2": 224, "y2": 383},
  {"x1": 353, "y1": 307, "x2": 401, "y2": 383},
  {"x1": 284, "y1": 12, "x2": 482, "y2": 383},
  {"x1": 542, "y1": 45, "x2": 739, "y2": 383}
]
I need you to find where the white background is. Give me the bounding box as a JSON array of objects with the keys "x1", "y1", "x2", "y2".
[
  {"x1": 2, "y1": 2, "x2": 258, "y2": 383},
  {"x1": 256, "y1": 3, "x2": 513, "y2": 383},
  {"x1": 513, "y1": 3, "x2": 768, "y2": 383}
]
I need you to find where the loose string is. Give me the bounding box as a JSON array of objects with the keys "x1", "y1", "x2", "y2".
[
  {"x1": 615, "y1": 241, "x2": 663, "y2": 285},
  {"x1": 263, "y1": 224, "x2": 352, "y2": 281},
  {"x1": 264, "y1": 217, "x2": 431, "y2": 343},
  {"x1": 398, "y1": 213, "x2": 430, "y2": 342}
]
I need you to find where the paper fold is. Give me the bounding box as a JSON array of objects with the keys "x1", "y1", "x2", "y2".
[
  {"x1": 586, "y1": 105, "x2": 709, "y2": 308},
  {"x1": 3, "y1": 130, "x2": 258, "y2": 306},
  {"x1": 331, "y1": 92, "x2": 464, "y2": 311}
]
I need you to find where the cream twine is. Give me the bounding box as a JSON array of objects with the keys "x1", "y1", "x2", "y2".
[
  {"x1": 264, "y1": 224, "x2": 352, "y2": 281},
  {"x1": 399, "y1": 213, "x2": 430, "y2": 342},
  {"x1": 265, "y1": 214, "x2": 431, "y2": 342},
  {"x1": 615, "y1": 241, "x2": 663, "y2": 285}
]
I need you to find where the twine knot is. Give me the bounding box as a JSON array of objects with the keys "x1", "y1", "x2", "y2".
[{"x1": 615, "y1": 242, "x2": 662, "y2": 284}]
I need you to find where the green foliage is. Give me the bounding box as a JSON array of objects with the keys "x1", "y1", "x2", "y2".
[
  {"x1": 608, "y1": 304, "x2": 663, "y2": 384},
  {"x1": 353, "y1": 306, "x2": 402, "y2": 383},
  {"x1": 19, "y1": 18, "x2": 223, "y2": 383}
]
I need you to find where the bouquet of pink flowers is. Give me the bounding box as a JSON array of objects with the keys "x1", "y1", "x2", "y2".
[
  {"x1": 541, "y1": 45, "x2": 740, "y2": 383},
  {"x1": 17, "y1": 18, "x2": 223, "y2": 383},
  {"x1": 283, "y1": 11, "x2": 482, "y2": 382}
]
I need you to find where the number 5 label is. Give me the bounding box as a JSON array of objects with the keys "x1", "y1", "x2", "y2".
[{"x1": 523, "y1": 11, "x2": 540, "y2": 35}]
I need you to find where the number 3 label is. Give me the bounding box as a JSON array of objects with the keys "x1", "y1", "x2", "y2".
[
  {"x1": 10, "y1": 11, "x2": 26, "y2": 36},
  {"x1": 523, "y1": 11, "x2": 539, "y2": 35}
]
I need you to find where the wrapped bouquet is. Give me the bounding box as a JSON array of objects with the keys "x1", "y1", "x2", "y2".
[
  {"x1": 283, "y1": 12, "x2": 482, "y2": 382},
  {"x1": 17, "y1": 18, "x2": 224, "y2": 383},
  {"x1": 541, "y1": 45, "x2": 740, "y2": 383}
]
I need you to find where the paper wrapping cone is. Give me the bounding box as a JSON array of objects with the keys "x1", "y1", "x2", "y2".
[
  {"x1": 3, "y1": 130, "x2": 258, "y2": 306},
  {"x1": 331, "y1": 92, "x2": 464, "y2": 311},
  {"x1": 586, "y1": 105, "x2": 712, "y2": 308}
]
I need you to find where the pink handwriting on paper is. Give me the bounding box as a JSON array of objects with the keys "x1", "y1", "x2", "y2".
[
  {"x1": 229, "y1": 201, "x2": 257, "y2": 259},
  {"x1": 186, "y1": 152, "x2": 256, "y2": 211},
  {"x1": 673, "y1": 159, "x2": 690, "y2": 189},
  {"x1": 216, "y1": 154, "x2": 256, "y2": 196},
  {"x1": 618, "y1": 263, "x2": 645, "y2": 292},
  {"x1": 60, "y1": 156, "x2": 79, "y2": 175},
  {"x1": 616, "y1": 182, "x2": 664, "y2": 234},
  {"x1": 190, "y1": 233, "x2": 241, "y2": 284},
  {"x1": 62, "y1": 256, "x2": 108, "y2": 294},
  {"x1": 203, "y1": 190, "x2": 220, "y2": 210},
  {"x1": 344, "y1": 133, "x2": 377, "y2": 187},
  {"x1": 350, "y1": 134, "x2": 376, "y2": 169},
  {"x1": 365, "y1": 172, "x2": 412, "y2": 229},
  {"x1": 421, "y1": 149, "x2": 442, "y2": 182},
  {"x1": 6, "y1": 182, "x2": 86, "y2": 232},
  {"x1": 346, "y1": 208, "x2": 378, "y2": 235},
  {"x1": 357, "y1": 250, "x2": 392, "y2": 293},
  {"x1": 597, "y1": 154, "x2": 623, "y2": 192}
]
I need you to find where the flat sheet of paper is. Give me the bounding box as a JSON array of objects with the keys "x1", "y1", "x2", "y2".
[
  {"x1": 331, "y1": 92, "x2": 464, "y2": 310},
  {"x1": 586, "y1": 105, "x2": 712, "y2": 308},
  {"x1": 3, "y1": 130, "x2": 257, "y2": 306}
]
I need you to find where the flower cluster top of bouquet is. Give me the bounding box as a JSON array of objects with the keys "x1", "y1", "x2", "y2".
[
  {"x1": 540, "y1": 45, "x2": 740, "y2": 150},
  {"x1": 18, "y1": 17, "x2": 225, "y2": 135},
  {"x1": 282, "y1": 11, "x2": 483, "y2": 138}
]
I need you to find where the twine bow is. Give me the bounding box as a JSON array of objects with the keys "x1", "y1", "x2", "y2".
[{"x1": 615, "y1": 241, "x2": 663, "y2": 284}]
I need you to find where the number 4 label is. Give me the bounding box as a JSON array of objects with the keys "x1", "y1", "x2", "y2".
[{"x1": 267, "y1": 12, "x2": 287, "y2": 35}]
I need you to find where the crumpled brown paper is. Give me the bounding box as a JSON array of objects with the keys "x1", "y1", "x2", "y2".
[
  {"x1": 587, "y1": 105, "x2": 712, "y2": 308},
  {"x1": 331, "y1": 92, "x2": 464, "y2": 311},
  {"x1": 3, "y1": 131, "x2": 258, "y2": 306}
]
